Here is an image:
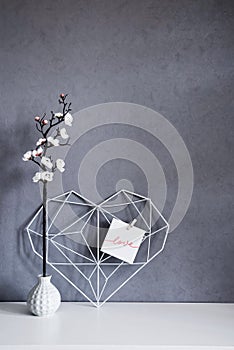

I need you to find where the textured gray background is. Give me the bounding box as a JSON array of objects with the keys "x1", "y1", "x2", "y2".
[{"x1": 0, "y1": 0, "x2": 234, "y2": 302}]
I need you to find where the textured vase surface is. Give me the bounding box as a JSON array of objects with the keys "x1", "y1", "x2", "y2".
[{"x1": 27, "y1": 275, "x2": 61, "y2": 317}]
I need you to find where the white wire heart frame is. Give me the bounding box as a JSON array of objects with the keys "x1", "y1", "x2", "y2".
[{"x1": 27, "y1": 189, "x2": 169, "y2": 307}]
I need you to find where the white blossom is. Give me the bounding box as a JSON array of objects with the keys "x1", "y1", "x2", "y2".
[
  {"x1": 36, "y1": 138, "x2": 46, "y2": 146},
  {"x1": 47, "y1": 136, "x2": 59, "y2": 146},
  {"x1": 32, "y1": 172, "x2": 41, "y2": 182},
  {"x1": 60, "y1": 127, "x2": 69, "y2": 139},
  {"x1": 41, "y1": 171, "x2": 54, "y2": 182},
  {"x1": 41, "y1": 156, "x2": 53, "y2": 169},
  {"x1": 64, "y1": 113, "x2": 73, "y2": 126},
  {"x1": 32, "y1": 171, "x2": 54, "y2": 182},
  {"x1": 56, "y1": 158, "x2": 65, "y2": 172},
  {"x1": 22, "y1": 151, "x2": 32, "y2": 161},
  {"x1": 32, "y1": 147, "x2": 43, "y2": 157},
  {"x1": 55, "y1": 112, "x2": 63, "y2": 118}
]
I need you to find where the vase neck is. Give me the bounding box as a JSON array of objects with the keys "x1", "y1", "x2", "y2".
[{"x1": 38, "y1": 275, "x2": 51, "y2": 284}]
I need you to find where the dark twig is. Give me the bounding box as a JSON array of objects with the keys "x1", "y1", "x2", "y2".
[
  {"x1": 25, "y1": 94, "x2": 72, "y2": 277},
  {"x1": 31, "y1": 158, "x2": 43, "y2": 169}
]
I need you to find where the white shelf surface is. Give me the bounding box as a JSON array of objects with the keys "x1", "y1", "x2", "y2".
[{"x1": 0, "y1": 302, "x2": 234, "y2": 349}]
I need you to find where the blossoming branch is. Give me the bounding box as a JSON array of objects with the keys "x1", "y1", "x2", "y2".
[{"x1": 22, "y1": 94, "x2": 73, "y2": 182}]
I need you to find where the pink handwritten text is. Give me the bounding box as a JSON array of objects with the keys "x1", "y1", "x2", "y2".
[{"x1": 104, "y1": 236, "x2": 139, "y2": 249}]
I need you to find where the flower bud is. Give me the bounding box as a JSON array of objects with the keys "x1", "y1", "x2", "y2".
[
  {"x1": 42, "y1": 119, "x2": 48, "y2": 125},
  {"x1": 60, "y1": 93, "x2": 65, "y2": 98},
  {"x1": 35, "y1": 116, "x2": 40, "y2": 121}
]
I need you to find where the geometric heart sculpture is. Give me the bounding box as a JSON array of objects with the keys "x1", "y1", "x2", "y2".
[{"x1": 27, "y1": 189, "x2": 169, "y2": 307}]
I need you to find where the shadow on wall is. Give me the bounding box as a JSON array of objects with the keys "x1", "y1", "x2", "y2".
[
  {"x1": 0, "y1": 119, "x2": 34, "y2": 209},
  {"x1": 0, "y1": 209, "x2": 42, "y2": 301},
  {"x1": 0, "y1": 112, "x2": 43, "y2": 294},
  {"x1": 17, "y1": 206, "x2": 43, "y2": 280}
]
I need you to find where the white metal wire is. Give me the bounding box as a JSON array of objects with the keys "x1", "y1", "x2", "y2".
[{"x1": 26, "y1": 189, "x2": 169, "y2": 307}]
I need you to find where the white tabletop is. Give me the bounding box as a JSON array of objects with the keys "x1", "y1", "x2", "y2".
[{"x1": 0, "y1": 302, "x2": 233, "y2": 349}]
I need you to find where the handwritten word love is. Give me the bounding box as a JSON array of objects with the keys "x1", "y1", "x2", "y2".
[{"x1": 104, "y1": 236, "x2": 139, "y2": 249}]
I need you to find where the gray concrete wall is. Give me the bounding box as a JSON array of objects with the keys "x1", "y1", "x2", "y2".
[{"x1": 0, "y1": 0, "x2": 234, "y2": 302}]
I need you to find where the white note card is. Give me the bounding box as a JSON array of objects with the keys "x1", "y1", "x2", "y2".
[{"x1": 101, "y1": 218, "x2": 145, "y2": 264}]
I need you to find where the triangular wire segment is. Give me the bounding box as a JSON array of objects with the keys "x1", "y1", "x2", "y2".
[
  {"x1": 68, "y1": 264, "x2": 97, "y2": 285},
  {"x1": 47, "y1": 196, "x2": 95, "y2": 237},
  {"x1": 98, "y1": 263, "x2": 140, "y2": 303},
  {"x1": 150, "y1": 208, "x2": 168, "y2": 233},
  {"x1": 122, "y1": 189, "x2": 150, "y2": 200},
  {"x1": 50, "y1": 190, "x2": 95, "y2": 207},
  {"x1": 99, "y1": 191, "x2": 150, "y2": 232},
  {"x1": 98, "y1": 206, "x2": 119, "y2": 224},
  {"x1": 47, "y1": 192, "x2": 73, "y2": 232},
  {"x1": 122, "y1": 192, "x2": 150, "y2": 230},
  {"x1": 99, "y1": 260, "x2": 125, "y2": 278},
  {"x1": 99, "y1": 190, "x2": 122, "y2": 206},
  {"x1": 98, "y1": 267, "x2": 108, "y2": 303},
  {"x1": 51, "y1": 190, "x2": 95, "y2": 205},
  {"x1": 50, "y1": 264, "x2": 98, "y2": 303},
  {"x1": 50, "y1": 232, "x2": 96, "y2": 263},
  {"x1": 49, "y1": 209, "x2": 97, "y2": 264},
  {"x1": 69, "y1": 190, "x2": 97, "y2": 207},
  {"x1": 50, "y1": 199, "x2": 94, "y2": 207},
  {"x1": 49, "y1": 241, "x2": 97, "y2": 299},
  {"x1": 49, "y1": 191, "x2": 73, "y2": 201},
  {"x1": 80, "y1": 210, "x2": 99, "y2": 264},
  {"x1": 27, "y1": 229, "x2": 43, "y2": 257},
  {"x1": 27, "y1": 206, "x2": 43, "y2": 234},
  {"x1": 147, "y1": 225, "x2": 169, "y2": 261},
  {"x1": 151, "y1": 201, "x2": 169, "y2": 227},
  {"x1": 48, "y1": 192, "x2": 72, "y2": 202},
  {"x1": 101, "y1": 197, "x2": 147, "y2": 208},
  {"x1": 48, "y1": 235, "x2": 95, "y2": 264},
  {"x1": 98, "y1": 210, "x2": 112, "y2": 246},
  {"x1": 100, "y1": 189, "x2": 147, "y2": 206},
  {"x1": 89, "y1": 265, "x2": 107, "y2": 303},
  {"x1": 47, "y1": 239, "x2": 72, "y2": 264},
  {"x1": 51, "y1": 208, "x2": 96, "y2": 240},
  {"x1": 99, "y1": 253, "x2": 124, "y2": 265},
  {"x1": 99, "y1": 190, "x2": 132, "y2": 219},
  {"x1": 98, "y1": 269, "x2": 108, "y2": 301},
  {"x1": 132, "y1": 233, "x2": 149, "y2": 264}
]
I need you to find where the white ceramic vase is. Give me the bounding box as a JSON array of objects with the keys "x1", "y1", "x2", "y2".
[{"x1": 27, "y1": 275, "x2": 61, "y2": 317}]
